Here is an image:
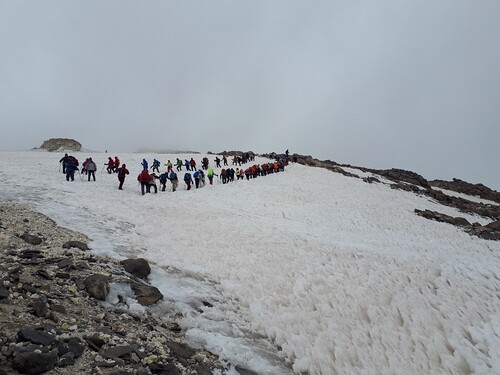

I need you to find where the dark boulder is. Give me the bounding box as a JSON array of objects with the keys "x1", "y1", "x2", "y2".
[
  {"x1": 486, "y1": 220, "x2": 500, "y2": 231},
  {"x1": 84, "y1": 274, "x2": 110, "y2": 301},
  {"x1": 121, "y1": 258, "x2": 151, "y2": 279},
  {"x1": 62, "y1": 241, "x2": 89, "y2": 251},
  {"x1": 20, "y1": 234, "x2": 43, "y2": 245},
  {"x1": 12, "y1": 350, "x2": 58, "y2": 374},
  {"x1": 130, "y1": 282, "x2": 163, "y2": 306},
  {"x1": 17, "y1": 327, "x2": 56, "y2": 346}
]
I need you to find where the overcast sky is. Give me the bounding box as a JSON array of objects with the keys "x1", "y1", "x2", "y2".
[{"x1": 1, "y1": 1, "x2": 499, "y2": 189}]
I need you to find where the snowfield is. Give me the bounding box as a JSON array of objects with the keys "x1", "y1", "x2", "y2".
[{"x1": 1, "y1": 151, "x2": 499, "y2": 375}]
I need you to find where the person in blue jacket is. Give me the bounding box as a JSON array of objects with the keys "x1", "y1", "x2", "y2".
[
  {"x1": 169, "y1": 171, "x2": 178, "y2": 192},
  {"x1": 193, "y1": 170, "x2": 201, "y2": 188},
  {"x1": 184, "y1": 172, "x2": 193, "y2": 190},
  {"x1": 141, "y1": 159, "x2": 148, "y2": 170},
  {"x1": 65, "y1": 158, "x2": 78, "y2": 181},
  {"x1": 184, "y1": 159, "x2": 190, "y2": 171}
]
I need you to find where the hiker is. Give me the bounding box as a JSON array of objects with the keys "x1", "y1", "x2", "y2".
[
  {"x1": 202, "y1": 157, "x2": 209, "y2": 170},
  {"x1": 193, "y1": 170, "x2": 203, "y2": 188},
  {"x1": 65, "y1": 158, "x2": 78, "y2": 181},
  {"x1": 214, "y1": 156, "x2": 221, "y2": 168},
  {"x1": 152, "y1": 158, "x2": 160, "y2": 173},
  {"x1": 176, "y1": 158, "x2": 182, "y2": 172},
  {"x1": 220, "y1": 169, "x2": 227, "y2": 184},
  {"x1": 117, "y1": 164, "x2": 129, "y2": 190},
  {"x1": 86, "y1": 158, "x2": 97, "y2": 181},
  {"x1": 159, "y1": 172, "x2": 169, "y2": 191},
  {"x1": 113, "y1": 156, "x2": 120, "y2": 173},
  {"x1": 169, "y1": 171, "x2": 178, "y2": 192},
  {"x1": 81, "y1": 158, "x2": 89, "y2": 175},
  {"x1": 184, "y1": 159, "x2": 190, "y2": 171},
  {"x1": 106, "y1": 157, "x2": 115, "y2": 174},
  {"x1": 199, "y1": 169, "x2": 206, "y2": 187},
  {"x1": 222, "y1": 155, "x2": 228, "y2": 166},
  {"x1": 184, "y1": 172, "x2": 193, "y2": 190},
  {"x1": 189, "y1": 158, "x2": 196, "y2": 171},
  {"x1": 141, "y1": 159, "x2": 148, "y2": 170},
  {"x1": 165, "y1": 160, "x2": 173, "y2": 173},
  {"x1": 59, "y1": 153, "x2": 70, "y2": 174},
  {"x1": 137, "y1": 168, "x2": 154, "y2": 195},
  {"x1": 207, "y1": 168, "x2": 217, "y2": 185}
]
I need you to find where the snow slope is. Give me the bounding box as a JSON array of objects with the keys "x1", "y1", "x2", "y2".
[{"x1": 1, "y1": 151, "x2": 499, "y2": 375}]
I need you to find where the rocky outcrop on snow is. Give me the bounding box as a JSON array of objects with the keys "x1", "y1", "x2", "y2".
[
  {"x1": 37, "y1": 138, "x2": 82, "y2": 152},
  {"x1": 430, "y1": 178, "x2": 500, "y2": 204},
  {"x1": 0, "y1": 203, "x2": 222, "y2": 374},
  {"x1": 415, "y1": 209, "x2": 500, "y2": 241}
]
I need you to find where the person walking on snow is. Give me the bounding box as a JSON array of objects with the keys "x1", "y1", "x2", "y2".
[
  {"x1": 86, "y1": 158, "x2": 97, "y2": 181},
  {"x1": 214, "y1": 156, "x2": 221, "y2": 168},
  {"x1": 184, "y1": 172, "x2": 193, "y2": 190},
  {"x1": 106, "y1": 157, "x2": 114, "y2": 174},
  {"x1": 207, "y1": 168, "x2": 217, "y2": 185},
  {"x1": 165, "y1": 160, "x2": 173, "y2": 173},
  {"x1": 222, "y1": 155, "x2": 228, "y2": 166},
  {"x1": 117, "y1": 164, "x2": 129, "y2": 190},
  {"x1": 152, "y1": 158, "x2": 160, "y2": 173},
  {"x1": 176, "y1": 158, "x2": 182, "y2": 171},
  {"x1": 59, "y1": 153, "x2": 70, "y2": 174},
  {"x1": 141, "y1": 159, "x2": 148, "y2": 170},
  {"x1": 65, "y1": 158, "x2": 78, "y2": 181},
  {"x1": 169, "y1": 171, "x2": 178, "y2": 192},
  {"x1": 113, "y1": 156, "x2": 120, "y2": 172},
  {"x1": 137, "y1": 168, "x2": 153, "y2": 195}
]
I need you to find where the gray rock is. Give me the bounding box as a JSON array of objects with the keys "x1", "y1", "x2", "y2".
[
  {"x1": 486, "y1": 220, "x2": 500, "y2": 231},
  {"x1": 12, "y1": 350, "x2": 58, "y2": 374},
  {"x1": 31, "y1": 297, "x2": 48, "y2": 318},
  {"x1": 130, "y1": 282, "x2": 163, "y2": 306},
  {"x1": 57, "y1": 259, "x2": 73, "y2": 269},
  {"x1": 58, "y1": 352, "x2": 75, "y2": 367},
  {"x1": 62, "y1": 241, "x2": 89, "y2": 251},
  {"x1": 148, "y1": 362, "x2": 180, "y2": 375},
  {"x1": 84, "y1": 274, "x2": 110, "y2": 301},
  {"x1": 449, "y1": 217, "x2": 471, "y2": 227},
  {"x1": 166, "y1": 341, "x2": 194, "y2": 366},
  {"x1": 0, "y1": 286, "x2": 9, "y2": 299},
  {"x1": 20, "y1": 234, "x2": 43, "y2": 245},
  {"x1": 121, "y1": 258, "x2": 151, "y2": 279},
  {"x1": 67, "y1": 337, "x2": 84, "y2": 357},
  {"x1": 101, "y1": 345, "x2": 135, "y2": 359},
  {"x1": 17, "y1": 327, "x2": 56, "y2": 346}
]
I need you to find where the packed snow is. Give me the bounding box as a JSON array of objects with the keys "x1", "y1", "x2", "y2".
[{"x1": 1, "y1": 151, "x2": 499, "y2": 375}]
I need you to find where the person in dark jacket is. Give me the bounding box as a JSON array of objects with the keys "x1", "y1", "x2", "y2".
[
  {"x1": 159, "y1": 172, "x2": 169, "y2": 192},
  {"x1": 65, "y1": 158, "x2": 77, "y2": 181},
  {"x1": 184, "y1": 172, "x2": 193, "y2": 190},
  {"x1": 117, "y1": 164, "x2": 129, "y2": 190},
  {"x1": 59, "y1": 153, "x2": 70, "y2": 174}
]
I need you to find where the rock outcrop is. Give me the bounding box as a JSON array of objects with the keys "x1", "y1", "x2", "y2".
[
  {"x1": 430, "y1": 178, "x2": 500, "y2": 204},
  {"x1": 0, "y1": 203, "x2": 222, "y2": 374},
  {"x1": 38, "y1": 138, "x2": 82, "y2": 152}
]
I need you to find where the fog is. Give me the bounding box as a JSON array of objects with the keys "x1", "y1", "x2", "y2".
[{"x1": 1, "y1": 1, "x2": 499, "y2": 189}]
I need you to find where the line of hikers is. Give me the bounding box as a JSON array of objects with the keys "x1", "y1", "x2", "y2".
[{"x1": 59, "y1": 151, "x2": 287, "y2": 193}]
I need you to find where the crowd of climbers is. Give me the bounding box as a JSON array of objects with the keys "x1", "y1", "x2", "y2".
[{"x1": 59, "y1": 150, "x2": 290, "y2": 195}]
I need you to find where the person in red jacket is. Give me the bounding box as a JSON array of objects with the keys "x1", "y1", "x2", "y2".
[
  {"x1": 117, "y1": 164, "x2": 129, "y2": 190},
  {"x1": 137, "y1": 168, "x2": 154, "y2": 195}
]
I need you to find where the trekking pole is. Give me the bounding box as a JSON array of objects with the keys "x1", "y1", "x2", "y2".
[
  {"x1": 101, "y1": 164, "x2": 105, "y2": 174},
  {"x1": 58, "y1": 163, "x2": 61, "y2": 173}
]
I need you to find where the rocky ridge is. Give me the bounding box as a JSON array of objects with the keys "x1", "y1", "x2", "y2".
[
  {"x1": 286, "y1": 153, "x2": 500, "y2": 240},
  {"x1": 0, "y1": 203, "x2": 223, "y2": 375},
  {"x1": 37, "y1": 139, "x2": 82, "y2": 152}
]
